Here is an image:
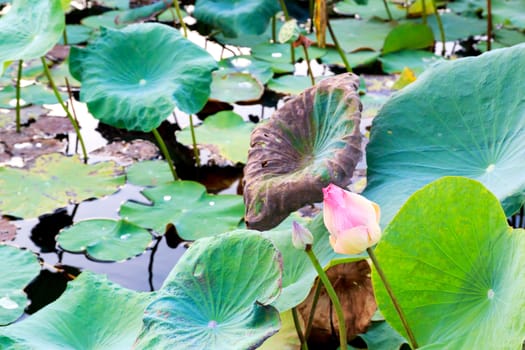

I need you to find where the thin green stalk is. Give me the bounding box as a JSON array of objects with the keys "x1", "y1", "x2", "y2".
[
  {"x1": 188, "y1": 114, "x2": 200, "y2": 166},
  {"x1": 421, "y1": 0, "x2": 427, "y2": 24},
  {"x1": 327, "y1": 20, "x2": 352, "y2": 72},
  {"x1": 431, "y1": 0, "x2": 446, "y2": 56},
  {"x1": 272, "y1": 15, "x2": 277, "y2": 42},
  {"x1": 292, "y1": 307, "x2": 308, "y2": 350},
  {"x1": 305, "y1": 280, "x2": 323, "y2": 341},
  {"x1": 367, "y1": 247, "x2": 419, "y2": 349},
  {"x1": 173, "y1": 0, "x2": 187, "y2": 37},
  {"x1": 152, "y1": 128, "x2": 179, "y2": 181},
  {"x1": 309, "y1": 0, "x2": 314, "y2": 32},
  {"x1": 305, "y1": 246, "x2": 347, "y2": 350},
  {"x1": 382, "y1": 0, "x2": 394, "y2": 21},
  {"x1": 486, "y1": 0, "x2": 492, "y2": 51},
  {"x1": 15, "y1": 60, "x2": 23, "y2": 133},
  {"x1": 40, "y1": 57, "x2": 88, "y2": 162},
  {"x1": 301, "y1": 43, "x2": 315, "y2": 86}
]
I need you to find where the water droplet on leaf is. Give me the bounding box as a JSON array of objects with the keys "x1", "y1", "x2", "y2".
[
  {"x1": 0, "y1": 296, "x2": 19, "y2": 310},
  {"x1": 164, "y1": 195, "x2": 172, "y2": 201}
]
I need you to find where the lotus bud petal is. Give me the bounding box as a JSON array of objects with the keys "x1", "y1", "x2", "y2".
[
  {"x1": 322, "y1": 184, "x2": 381, "y2": 255},
  {"x1": 292, "y1": 221, "x2": 314, "y2": 250}
]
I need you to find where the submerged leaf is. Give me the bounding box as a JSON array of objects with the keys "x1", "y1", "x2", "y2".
[
  {"x1": 70, "y1": 23, "x2": 217, "y2": 132},
  {"x1": 244, "y1": 73, "x2": 363, "y2": 230},
  {"x1": 135, "y1": 231, "x2": 282, "y2": 350}
]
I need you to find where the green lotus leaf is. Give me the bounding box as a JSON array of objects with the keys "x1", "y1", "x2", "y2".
[
  {"x1": 0, "y1": 245, "x2": 40, "y2": 325},
  {"x1": 320, "y1": 49, "x2": 380, "y2": 69},
  {"x1": 372, "y1": 177, "x2": 525, "y2": 348},
  {"x1": 0, "y1": 84, "x2": 67, "y2": 108},
  {"x1": 58, "y1": 25, "x2": 94, "y2": 45},
  {"x1": 405, "y1": 12, "x2": 486, "y2": 41},
  {"x1": 357, "y1": 321, "x2": 407, "y2": 350},
  {"x1": 80, "y1": 10, "x2": 127, "y2": 29},
  {"x1": 126, "y1": 160, "x2": 173, "y2": 187},
  {"x1": 0, "y1": 271, "x2": 153, "y2": 349},
  {"x1": 334, "y1": 0, "x2": 406, "y2": 20},
  {"x1": 69, "y1": 23, "x2": 217, "y2": 132},
  {"x1": 210, "y1": 71, "x2": 264, "y2": 104},
  {"x1": 244, "y1": 73, "x2": 363, "y2": 230},
  {"x1": 323, "y1": 19, "x2": 395, "y2": 52},
  {"x1": 251, "y1": 43, "x2": 327, "y2": 73},
  {"x1": 193, "y1": 0, "x2": 280, "y2": 38},
  {"x1": 364, "y1": 44, "x2": 525, "y2": 226},
  {"x1": 0, "y1": 0, "x2": 64, "y2": 75},
  {"x1": 176, "y1": 111, "x2": 256, "y2": 164},
  {"x1": 450, "y1": 0, "x2": 525, "y2": 28},
  {"x1": 378, "y1": 49, "x2": 443, "y2": 74},
  {"x1": 57, "y1": 219, "x2": 152, "y2": 262},
  {"x1": 218, "y1": 56, "x2": 273, "y2": 84},
  {"x1": 382, "y1": 23, "x2": 434, "y2": 54},
  {"x1": 267, "y1": 75, "x2": 328, "y2": 95},
  {"x1": 38, "y1": 59, "x2": 81, "y2": 88},
  {"x1": 0, "y1": 153, "x2": 124, "y2": 219},
  {"x1": 134, "y1": 231, "x2": 282, "y2": 349},
  {"x1": 119, "y1": 180, "x2": 244, "y2": 239}
]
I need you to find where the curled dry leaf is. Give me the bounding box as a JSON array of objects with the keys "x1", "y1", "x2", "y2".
[{"x1": 244, "y1": 73, "x2": 363, "y2": 230}]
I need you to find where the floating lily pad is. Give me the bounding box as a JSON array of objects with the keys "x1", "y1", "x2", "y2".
[
  {"x1": 126, "y1": 160, "x2": 173, "y2": 187},
  {"x1": 0, "y1": 0, "x2": 64, "y2": 75},
  {"x1": 57, "y1": 219, "x2": 152, "y2": 262},
  {"x1": 0, "y1": 84, "x2": 67, "y2": 108},
  {"x1": 218, "y1": 56, "x2": 273, "y2": 84},
  {"x1": 324, "y1": 19, "x2": 394, "y2": 52},
  {"x1": 365, "y1": 44, "x2": 525, "y2": 226},
  {"x1": 382, "y1": 23, "x2": 434, "y2": 54},
  {"x1": 176, "y1": 111, "x2": 256, "y2": 164},
  {"x1": 267, "y1": 75, "x2": 327, "y2": 95},
  {"x1": 209, "y1": 71, "x2": 264, "y2": 104},
  {"x1": 135, "y1": 231, "x2": 282, "y2": 350},
  {"x1": 80, "y1": 10, "x2": 127, "y2": 29},
  {"x1": 334, "y1": 0, "x2": 406, "y2": 20},
  {"x1": 0, "y1": 245, "x2": 40, "y2": 325},
  {"x1": 0, "y1": 153, "x2": 124, "y2": 219},
  {"x1": 379, "y1": 49, "x2": 443, "y2": 74},
  {"x1": 251, "y1": 43, "x2": 327, "y2": 73},
  {"x1": 321, "y1": 49, "x2": 380, "y2": 69},
  {"x1": 70, "y1": 23, "x2": 217, "y2": 132},
  {"x1": 58, "y1": 25, "x2": 93, "y2": 45},
  {"x1": 120, "y1": 180, "x2": 244, "y2": 239},
  {"x1": 373, "y1": 177, "x2": 525, "y2": 348},
  {"x1": 0, "y1": 271, "x2": 153, "y2": 349},
  {"x1": 405, "y1": 12, "x2": 486, "y2": 41},
  {"x1": 193, "y1": 0, "x2": 280, "y2": 38},
  {"x1": 244, "y1": 73, "x2": 362, "y2": 230}
]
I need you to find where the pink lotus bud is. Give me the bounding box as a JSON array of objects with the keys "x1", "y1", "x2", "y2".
[
  {"x1": 322, "y1": 184, "x2": 381, "y2": 254},
  {"x1": 292, "y1": 221, "x2": 314, "y2": 250}
]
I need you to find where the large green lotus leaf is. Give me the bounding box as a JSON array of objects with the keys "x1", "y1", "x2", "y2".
[
  {"x1": 126, "y1": 160, "x2": 173, "y2": 187},
  {"x1": 324, "y1": 19, "x2": 395, "y2": 52},
  {"x1": 57, "y1": 219, "x2": 152, "y2": 262},
  {"x1": 382, "y1": 23, "x2": 434, "y2": 54},
  {"x1": 209, "y1": 71, "x2": 264, "y2": 104},
  {"x1": 267, "y1": 76, "x2": 328, "y2": 95},
  {"x1": 405, "y1": 12, "x2": 486, "y2": 41},
  {"x1": 119, "y1": 180, "x2": 244, "y2": 239},
  {"x1": 492, "y1": 0, "x2": 525, "y2": 28},
  {"x1": 0, "y1": 271, "x2": 153, "y2": 349},
  {"x1": 364, "y1": 44, "x2": 525, "y2": 227},
  {"x1": 134, "y1": 231, "x2": 282, "y2": 349},
  {"x1": 372, "y1": 177, "x2": 525, "y2": 348},
  {"x1": 0, "y1": 0, "x2": 64, "y2": 75},
  {"x1": 378, "y1": 49, "x2": 444, "y2": 74},
  {"x1": 176, "y1": 111, "x2": 256, "y2": 164},
  {"x1": 0, "y1": 245, "x2": 40, "y2": 325},
  {"x1": 218, "y1": 56, "x2": 273, "y2": 84},
  {"x1": 334, "y1": 0, "x2": 406, "y2": 20},
  {"x1": 244, "y1": 73, "x2": 363, "y2": 230},
  {"x1": 69, "y1": 23, "x2": 217, "y2": 132},
  {"x1": 0, "y1": 153, "x2": 124, "y2": 219},
  {"x1": 0, "y1": 84, "x2": 67, "y2": 108},
  {"x1": 193, "y1": 0, "x2": 280, "y2": 38}
]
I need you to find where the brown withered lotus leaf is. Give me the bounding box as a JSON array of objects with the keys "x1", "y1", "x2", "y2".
[
  {"x1": 244, "y1": 73, "x2": 362, "y2": 230},
  {"x1": 297, "y1": 261, "x2": 376, "y2": 347}
]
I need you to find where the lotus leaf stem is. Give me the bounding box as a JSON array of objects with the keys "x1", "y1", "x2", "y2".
[
  {"x1": 64, "y1": 77, "x2": 82, "y2": 154},
  {"x1": 272, "y1": 15, "x2": 277, "y2": 42},
  {"x1": 305, "y1": 279, "x2": 322, "y2": 341},
  {"x1": 40, "y1": 57, "x2": 88, "y2": 162},
  {"x1": 188, "y1": 114, "x2": 201, "y2": 166},
  {"x1": 382, "y1": 0, "x2": 394, "y2": 21},
  {"x1": 15, "y1": 60, "x2": 23, "y2": 133},
  {"x1": 291, "y1": 307, "x2": 308, "y2": 350},
  {"x1": 431, "y1": 0, "x2": 446, "y2": 56},
  {"x1": 327, "y1": 20, "x2": 352, "y2": 72},
  {"x1": 173, "y1": 0, "x2": 188, "y2": 37},
  {"x1": 301, "y1": 43, "x2": 316, "y2": 86},
  {"x1": 486, "y1": 0, "x2": 492, "y2": 51},
  {"x1": 367, "y1": 247, "x2": 419, "y2": 349},
  {"x1": 152, "y1": 128, "x2": 179, "y2": 181},
  {"x1": 305, "y1": 245, "x2": 347, "y2": 350}
]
